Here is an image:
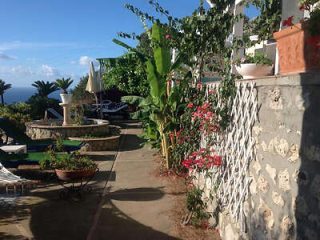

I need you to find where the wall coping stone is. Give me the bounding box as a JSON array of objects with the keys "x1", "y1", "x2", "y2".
[
  {"x1": 235, "y1": 73, "x2": 320, "y2": 86},
  {"x1": 26, "y1": 118, "x2": 109, "y2": 129}
]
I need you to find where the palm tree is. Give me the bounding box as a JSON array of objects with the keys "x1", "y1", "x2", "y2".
[
  {"x1": 0, "y1": 79, "x2": 12, "y2": 105},
  {"x1": 32, "y1": 80, "x2": 58, "y2": 97},
  {"x1": 55, "y1": 77, "x2": 73, "y2": 94}
]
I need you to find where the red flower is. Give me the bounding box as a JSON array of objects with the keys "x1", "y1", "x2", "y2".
[
  {"x1": 165, "y1": 34, "x2": 171, "y2": 39},
  {"x1": 306, "y1": 36, "x2": 320, "y2": 49},
  {"x1": 282, "y1": 16, "x2": 294, "y2": 27},
  {"x1": 213, "y1": 155, "x2": 222, "y2": 166},
  {"x1": 196, "y1": 83, "x2": 202, "y2": 89},
  {"x1": 187, "y1": 102, "x2": 194, "y2": 108}
]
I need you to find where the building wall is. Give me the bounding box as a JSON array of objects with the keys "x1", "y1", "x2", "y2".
[{"x1": 198, "y1": 74, "x2": 320, "y2": 239}]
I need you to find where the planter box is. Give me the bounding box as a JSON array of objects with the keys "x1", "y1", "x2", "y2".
[
  {"x1": 273, "y1": 22, "x2": 320, "y2": 75},
  {"x1": 236, "y1": 64, "x2": 273, "y2": 79}
]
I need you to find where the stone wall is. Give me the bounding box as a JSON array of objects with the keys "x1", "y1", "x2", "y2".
[
  {"x1": 199, "y1": 74, "x2": 320, "y2": 239},
  {"x1": 69, "y1": 135, "x2": 120, "y2": 151},
  {"x1": 25, "y1": 119, "x2": 110, "y2": 139}
]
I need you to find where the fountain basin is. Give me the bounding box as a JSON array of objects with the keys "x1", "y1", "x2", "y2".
[{"x1": 26, "y1": 119, "x2": 110, "y2": 140}]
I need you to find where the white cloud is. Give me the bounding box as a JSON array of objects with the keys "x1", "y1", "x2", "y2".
[
  {"x1": 79, "y1": 56, "x2": 98, "y2": 67},
  {"x1": 11, "y1": 65, "x2": 33, "y2": 75},
  {"x1": 0, "y1": 52, "x2": 15, "y2": 60},
  {"x1": 41, "y1": 64, "x2": 60, "y2": 77},
  {"x1": 79, "y1": 56, "x2": 92, "y2": 66}
]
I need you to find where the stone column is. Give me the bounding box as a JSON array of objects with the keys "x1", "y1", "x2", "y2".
[{"x1": 59, "y1": 103, "x2": 70, "y2": 126}]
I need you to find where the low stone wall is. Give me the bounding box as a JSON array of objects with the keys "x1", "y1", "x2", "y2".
[
  {"x1": 25, "y1": 119, "x2": 110, "y2": 139},
  {"x1": 69, "y1": 135, "x2": 120, "y2": 151},
  {"x1": 197, "y1": 74, "x2": 320, "y2": 240}
]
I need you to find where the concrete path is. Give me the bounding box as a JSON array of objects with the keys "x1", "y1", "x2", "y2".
[
  {"x1": 87, "y1": 122, "x2": 179, "y2": 240},
  {"x1": 0, "y1": 122, "x2": 180, "y2": 240}
]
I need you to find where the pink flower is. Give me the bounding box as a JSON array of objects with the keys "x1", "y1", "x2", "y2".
[
  {"x1": 196, "y1": 83, "x2": 202, "y2": 89},
  {"x1": 165, "y1": 34, "x2": 171, "y2": 39},
  {"x1": 187, "y1": 102, "x2": 194, "y2": 108}
]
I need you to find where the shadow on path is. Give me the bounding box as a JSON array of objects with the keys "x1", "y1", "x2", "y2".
[{"x1": 119, "y1": 134, "x2": 145, "y2": 152}]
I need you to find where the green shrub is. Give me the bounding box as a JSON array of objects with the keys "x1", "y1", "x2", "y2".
[
  {"x1": 39, "y1": 149, "x2": 97, "y2": 171},
  {"x1": 0, "y1": 103, "x2": 31, "y2": 131},
  {"x1": 240, "y1": 53, "x2": 273, "y2": 65},
  {"x1": 186, "y1": 187, "x2": 210, "y2": 226}
]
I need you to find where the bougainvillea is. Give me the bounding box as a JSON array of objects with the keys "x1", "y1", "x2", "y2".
[{"x1": 182, "y1": 148, "x2": 222, "y2": 171}]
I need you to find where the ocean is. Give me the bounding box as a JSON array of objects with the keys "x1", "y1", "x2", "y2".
[{"x1": 3, "y1": 87, "x2": 60, "y2": 104}]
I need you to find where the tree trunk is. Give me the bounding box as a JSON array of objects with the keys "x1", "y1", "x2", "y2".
[{"x1": 0, "y1": 94, "x2": 4, "y2": 105}]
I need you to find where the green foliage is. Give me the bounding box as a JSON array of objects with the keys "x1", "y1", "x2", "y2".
[
  {"x1": 71, "y1": 75, "x2": 94, "y2": 104},
  {"x1": 186, "y1": 187, "x2": 210, "y2": 226},
  {"x1": 308, "y1": 4, "x2": 320, "y2": 36},
  {"x1": 0, "y1": 103, "x2": 31, "y2": 131},
  {"x1": 0, "y1": 79, "x2": 12, "y2": 105},
  {"x1": 70, "y1": 105, "x2": 85, "y2": 125},
  {"x1": 40, "y1": 149, "x2": 97, "y2": 170},
  {"x1": 55, "y1": 137, "x2": 64, "y2": 152},
  {"x1": 31, "y1": 80, "x2": 58, "y2": 97},
  {"x1": 102, "y1": 54, "x2": 149, "y2": 96},
  {"x1": 249, "y1": 0, "x2": 282, "y2": 41},
  {"x1": 26, "y1": 95, "x2": 60, "y2": 119},
  {"x1": 240, "y1": 52, "x2": 273, "y2": 65},
  {"x1": 55, "y1": 77, "x2": 74, "y2": 94}
]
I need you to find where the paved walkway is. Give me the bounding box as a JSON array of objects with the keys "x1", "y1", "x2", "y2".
[{"x1": 0, "y1": 122, "x2": 180, "y2": 240}]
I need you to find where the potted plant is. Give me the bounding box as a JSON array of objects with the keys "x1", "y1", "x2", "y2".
[
  {"x1": 55, "y1": 78, "x2": 74, "y2": 104},
  {"x1": 236, "y1": 53, "x2": 274, "y2": 79},
  {"x1": 273, "y1": 0, "x2": 320, "y2": 74},
  {"x1": 40, "y1": 150, "x2": 97, "y2": 181}
]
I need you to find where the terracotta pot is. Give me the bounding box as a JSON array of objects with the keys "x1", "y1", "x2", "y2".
[
  {"x1": 55, "y1": 168, "x2": 96, "y2": 181},
  {"x1": 235, "y1": 64, "x2": 273, "y2": 79},
  {"x1": 273, "y1": 22, "x2": 320, "y2": 75}
]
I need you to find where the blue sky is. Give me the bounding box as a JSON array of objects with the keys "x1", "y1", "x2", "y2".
[{"x1": 0, "y1": 0, "x2": 258, "y2": 87}]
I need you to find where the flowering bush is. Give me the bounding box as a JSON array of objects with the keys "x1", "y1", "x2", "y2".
[{"x1": 182, "y1": 148, "x2": 222, "y2": 171}]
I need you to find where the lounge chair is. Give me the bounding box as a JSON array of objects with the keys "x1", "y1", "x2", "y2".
[
  {"x1": 101, "y1": 102, "x2": 128, "y2": 113},
  {"x1": 0, "y1": 162, "x2": 36, "y2": 194}
]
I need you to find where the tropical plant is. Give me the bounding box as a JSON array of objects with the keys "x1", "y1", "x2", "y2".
[
  {"x1": 26, "y1": 95, "x2": 60, "y2": 120},
  {"x1": 114, "y1": 0, "x2": 245, "y2": 170},
  {"x1": 115, "y1": 22, "x2": 186, "y2": 168},
  {"x1": 55, "y1": 77, "x2": 74, "y2": 94},
  {"x1": 0, "y1": 103, "x2": 31, "y2": 131},
  {"x1": 102, "y1": 53, "x2": 149, "y2": 97},
  {"x1": 32, "y1": 80, "x2": 58, "y2": 97},
  {"x1": 0, "y1": 79, "x2": 12, "y2": 105},
  {"x1": 40, "y1": 149, "x2": 97, "y2": 171}
]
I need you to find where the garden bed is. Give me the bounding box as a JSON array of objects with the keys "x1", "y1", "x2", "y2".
[{"x1": 68, "y1": 125, "x2": 121, "y2": 151}]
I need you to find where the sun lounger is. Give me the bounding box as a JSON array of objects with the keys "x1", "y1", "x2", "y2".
[
  {"x1": 101, "y1": 102, "x2": 128, "y2": 113},
  {"x1": 0, "y1": 163, "x2": 37, "y2": 194}
]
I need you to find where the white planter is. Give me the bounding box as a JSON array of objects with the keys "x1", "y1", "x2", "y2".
[
  {"x1": 236, "y1": 64, "x2": 273, "y2": 79},
  {"x1": 60, "y1": 93, "x2": 72, "y2": 104}
]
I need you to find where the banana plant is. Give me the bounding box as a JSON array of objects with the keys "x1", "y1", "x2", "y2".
[{"x1": 115, "y1": 22, "x2": 186, "y2": 169}]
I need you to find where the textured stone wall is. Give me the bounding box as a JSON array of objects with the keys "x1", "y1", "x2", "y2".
[
  {"x1": 246, "y1": 74, "x2": 320, "y2": 240},
  {"x1": 199, "y1": 74, "x2": 320, "y2": 240},
  {"x1": 25, "y1": 119, "x2": 110, "y2": 139},
  {"x1": 69, "y1": 135, "x2": 120, "y2": 151}
]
